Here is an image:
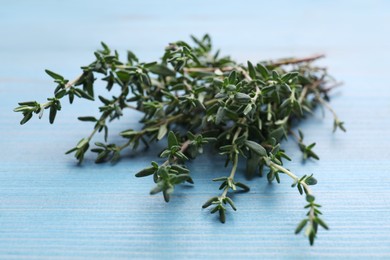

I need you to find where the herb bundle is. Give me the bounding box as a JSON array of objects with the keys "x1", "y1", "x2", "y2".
[{"x1": 15, "y1": 35, "x2": 345, "y2": 245}]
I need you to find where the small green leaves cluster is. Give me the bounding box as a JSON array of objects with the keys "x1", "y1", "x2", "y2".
[
  {"x1": 297, "y1": 130, "x2": 319, "y2": 161},
  {"x1": 213, "y1": 176, "x2": 250, "y2": 193},
  {"x1": 289, "y1": 173, "x2": 328, "y2": 245},
  {"x1": 15, "y1": 34, "x2": 345, "y2": 245},
  {"x1": 14, "y1": 68, "x2": 94, "y2": 125},
  {"x1": 160, "y1": 132, "x2": 189, "y2": 161},
  {"x1": 295, "y1": 195, "x2": 329, "y2": 245},
  {"x1": 333, "y1": 118, "x2": 346, "y2": 132},
  {"x1": 137, "y1": 160, "x2": 193, "y2": 202},
  {"x1": 202, "y1": 174, "x2": 249, "y2": 223},
  {"x1": 135, "y1": 132, "x2": 194, "y2": 202},
  {"x1": 291, "y1": 174, "x2": 318, "y2": 194},
  {"x1": 202, "y1": 195, "x2": 236, "y2": 223}
]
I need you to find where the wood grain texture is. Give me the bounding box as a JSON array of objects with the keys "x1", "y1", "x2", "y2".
[{"x1": 1, "y1": 0, "x2": 390, "y2": 259}]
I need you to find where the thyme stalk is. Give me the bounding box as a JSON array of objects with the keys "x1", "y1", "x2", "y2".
[{"x1": 15, "y1": 34, "x2": 344, "y2": 245}]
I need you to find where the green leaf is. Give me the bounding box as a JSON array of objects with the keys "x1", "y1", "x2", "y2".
[
  {"x1": 173, "y1": 174, "x2": 191, "y2": 184},
  {"x1": 333, "y1": 119, "x2": 346, "y2": 133},
  {"x1": 269, "y1": 127, "x2": 285, "y2": 141},
  {"x1": 243, "y1": 104, "x2": 253, "y2": 115},
  {"x1": 215, "y1": 107, "x2": 225, "y2": 125},
  {"x1": 309, "y1": 230, "x2": 315, "y2": 246},
  {"x1": 111, "y1": 151, "x2": 121, "y2": 163},
  {"x1": 163, "y1": 190, "x2": 170, "y2": 202},
  {"x1": 224, "y1": 108, "x2": 239, "y2": 120},
  {"x1": 78, "y1": 116, "x2": 97, "y2": 122},
  {"x1": 167, "y1": 131, "x2": 178, "y2": 148},
  {"x1": 247, "y1": 61, "x2": 256, "y2": 79},
  {"x1": 339, "y1": 122, "x2": 346, "y2": 132},
  {"x1": 315, "y1": 217, "x2": 329, "y2": 230},
  {"x1": 49, "y1": 104, "x2": 57, "y2": 124},
  {"x1": 170, "y1": 164, "x2": 190, "y2": 174},
  {"x1": 224, "y1": 197, "x2": 237, "y2": 211},
  {"x1": 234, "y1": 93, "x2": 251, "y2": 103},
  {"x1": 295, "y1": 219, "x2": 308, "y2": 234},
  {"x1": 174, "y1": 151, "x2": 188, "y2": 161},
  {"x1": 256, "y1": 63, "x2": 269, "y2": 79},
  {"x1": 116, "y1": 70, "x2": 131, "y2": 82},
  {"x1": 305, "y1": 176, "x2": 318, "y2": 186},
  {"x1": 20, "y1": 112, "x2": 33, "y2": 125},
  {"x1": 210, "y1": 205, "x2": 219, "y2": 214},
  {"x1": 219, "y1": 208, "x2": 226, "y2": 223},
  {"x1": 235, "y1": 182, "x2": 250, "y2": 192},
  {"x1": 149, "y1": 64, "x2": 176, "y2": 77},
  {"x1": 135, "y1": 166, "x2": 156, "y2": 177},
  {"x1": 298, "y1": 75, "x2": 312, "y2": 85},
  {"x1": 127, "y1": 50, "x2": 139, "y2": 64},
  {"x1": 228, "y1": 71, "x2": 236, "y2": 84},
  {"x1": 17, "y1": 101, "x2": 39, "y2": 106},
  {"x1": 218, "y1": 181, "x2": 227, "y2": 190},
  {"x1": 65, "y1": 147, "x2": 77, "y2": 155},
  {"x1": 95, "y1": 150, "x2": 109, "y2": 163},
  {"x1": 281, "y1": 72, "x2": 299, "y2": 82},
  {"x1": 306, "y1": 194, "x2": 315, "y2": 202},
  {"x1": 272, "y1": 70, "x2": 280, "y2": 80},
  {"x1": 98, "y1": 95, "x2": 111, "y2": 105},
  {"x1": 76, "y1": 138, "x2": 89, "y2": 149},
  {"x1": 150, "y1": 184, "x2": 163, "y2": 195},
  {"x1": 157, "y1": 124, "x2": 168, "y2": 141},
  {"x1": 45, "y1": 69, "x2": 64, "y2": 80},
  {"x1": 186, "y1": 177, "x2": 194, "y2": 184},
  {"x1": 103, "y1": 125, "x2": 108, "y2": 142},
  {"x1": 55, "y1": 89, "x2": 67, "y2": 99},
  {"x1": 297, "y1": 183, "x2": 303, "y2": 195},
  {"x1": 14, "y1": 106, "x2": 31, "y2": 113},
  {"x1": 74, "y1": 89, "x2": 94, "y2": 101},
  {"x1": 202, "y1": 196, "x2": 218, "y2": 208},
  {"x1": 120, "y1": 129, "x2": 138, "y2": 137},
  {"x1": 100, "y1": 41, "x2": 110, "y2": 54},
  {"x1": 298, "y1": 129, "x2": 304, "y2": 142},
  {"x1": 245, "y1": 140, "x2": 267, "y2": 156},
  {"x1": 68, "y1": 92, "x2": 74, "y2": 104},
  {"x1": 160, "y1": 150, "x2": 171, "y2": 158}
]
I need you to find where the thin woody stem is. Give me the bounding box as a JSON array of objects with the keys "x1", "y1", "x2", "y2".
[
  {"x1": 316, "y1": 94, "x2": 338, "y2": 120},
  {"x1": 162, "y1": 139, "x2": 192, "y2": 166},
  {"x1": 299, "y1": 79, "x2": 324, "y2": 104},
  {"x1": 65, "y1": 73, "x2": 83, "y2": 89},
  {"x1": 298, "y1": 85, "x2": 309, "y2": 104},
  {"x1": 184, "y1": 66, "x2": 233, "y2": 73},
  {"x1": 221, "y1": 152, "x2": 238, "y2": 198},
  {"x1": 220, "y1": 123, "x2": 243, "y2": 198},
  {"x1": 269, "y1": 54, "x2": 325, "y2": 67},
  {"x1": 179, "y1": 139, "x2": 191, "y2": 154},
  {"x1": 269, "y1": 161, "x2": 313, "y2": 195},
  {"x1": 184, "y1": 54, "x2": 325, "y2": 74}
]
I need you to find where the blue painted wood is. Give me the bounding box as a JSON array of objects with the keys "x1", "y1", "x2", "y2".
[{"x1": 1, "y1": 0, "x2": 390, "y2": 258}]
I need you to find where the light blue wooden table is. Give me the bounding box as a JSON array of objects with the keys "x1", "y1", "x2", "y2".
[{"x1": 1, "y1": 0, "x2": 390, "y2": 259}]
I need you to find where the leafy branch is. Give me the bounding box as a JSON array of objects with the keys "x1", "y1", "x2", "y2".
[{"x1": 15, "y1": 34, "x2": 345, "y2": 245}]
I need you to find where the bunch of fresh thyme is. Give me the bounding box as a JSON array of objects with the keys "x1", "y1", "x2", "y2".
[{"x1": 15, "y1": 35, "x2": 345, "y2": 245}]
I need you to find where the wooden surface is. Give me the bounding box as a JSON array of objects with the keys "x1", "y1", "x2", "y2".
[{"x1": 1, "y1": 0, "x2": 390, "y2": 259}]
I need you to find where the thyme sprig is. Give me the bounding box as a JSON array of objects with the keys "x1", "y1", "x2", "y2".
[{"x1": 15, "y1": 34, "x2": 345, "y2": 245}]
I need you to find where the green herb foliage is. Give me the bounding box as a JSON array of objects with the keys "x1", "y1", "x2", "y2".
[{"x1": 15, "y1": 34, "x2": 345, "y2": 245}]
